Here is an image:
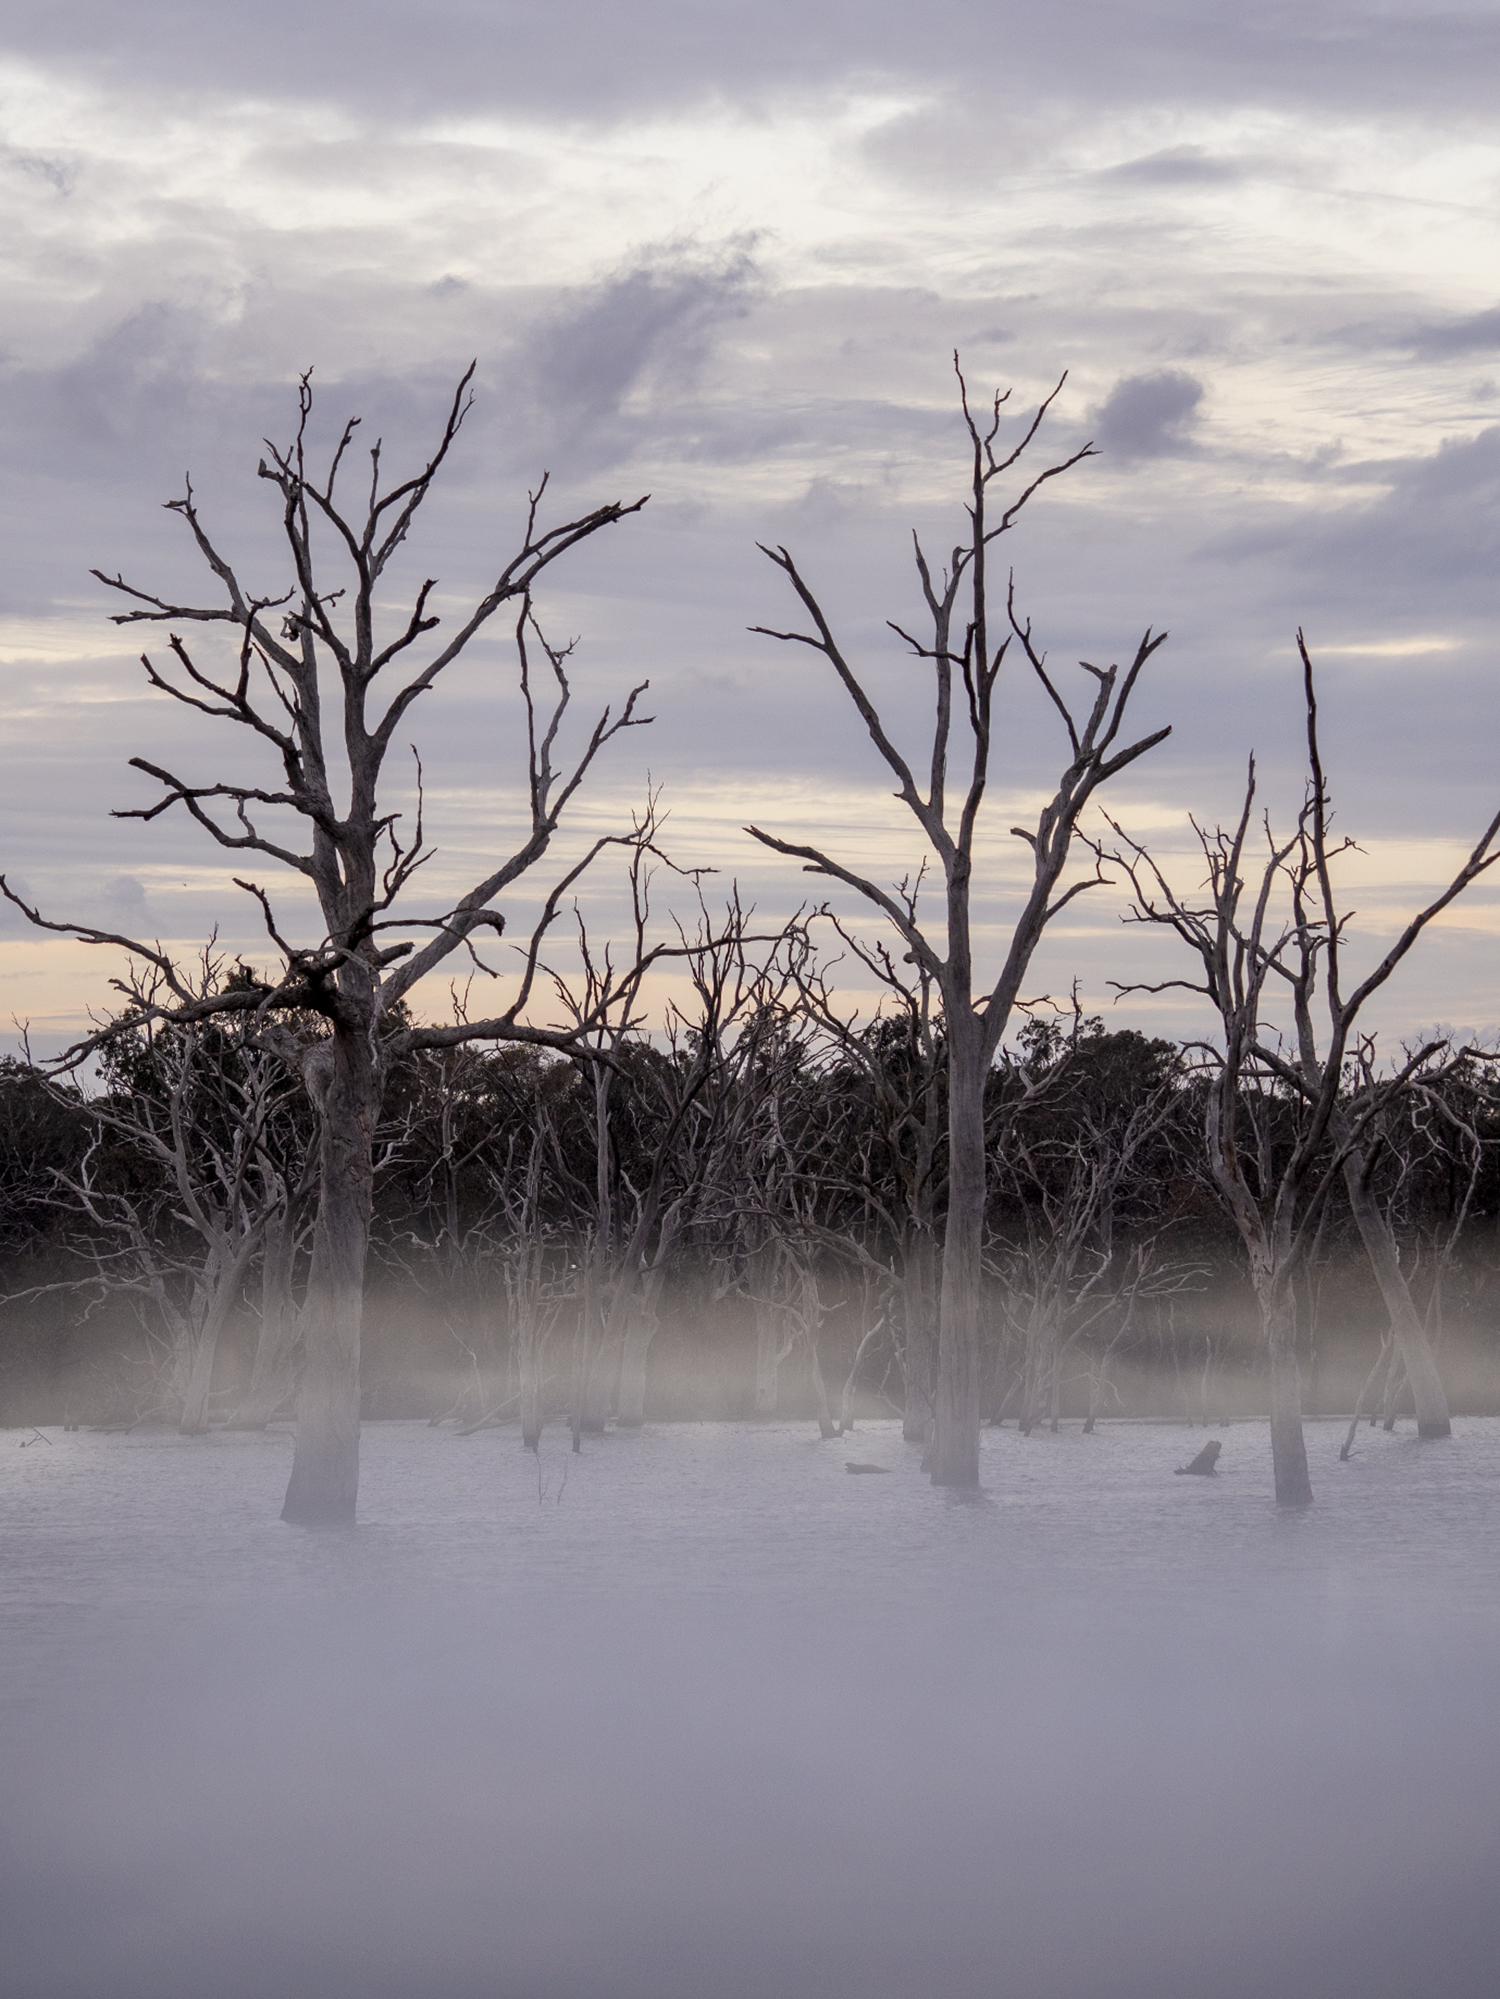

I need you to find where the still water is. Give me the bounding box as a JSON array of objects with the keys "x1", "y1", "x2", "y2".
[{"x1": 4, "y1": 1417, "x2": 1498, "y2": 1999}]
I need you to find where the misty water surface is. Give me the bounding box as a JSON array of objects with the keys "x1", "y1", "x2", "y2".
[{"x1": 4, "y1": 1418, "x2": 1499, "y2": 1999}]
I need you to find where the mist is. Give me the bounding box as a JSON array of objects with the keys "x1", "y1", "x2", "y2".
[{"x1": 5, "y1": 1418, "x2": 1500, "y2": 1999}]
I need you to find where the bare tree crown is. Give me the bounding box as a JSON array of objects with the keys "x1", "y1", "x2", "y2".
[{"x1": 2, "y1": 367, "x2": 654, "y2": 1064}]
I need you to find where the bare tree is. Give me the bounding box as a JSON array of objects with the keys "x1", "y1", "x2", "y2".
[
  {"x1": 21, "y1": 998, "x2": 290, "y2": 1432},
  {"x1": 989, "y1": 1029, "x2": 1192, "y2": 1435},
  {"x1": 1111, "y1": 638, "x2": 1500, "y2": 1503},
  {"x1": 2, "y1": 368, "x2": 651, "y2": 1522},
  {"x1": 748, "y1": 360, "x2": 1169, "y2": 1486},
  {"x1": 791, "y1": 918, "x2": 945, "y2": 1441}
]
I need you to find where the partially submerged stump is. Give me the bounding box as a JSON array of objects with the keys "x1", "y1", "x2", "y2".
[
  {"x1": 1174, "y1": 1440, "x2": 1222, "y2": 1477},
  {"x1": 845, "y1": 1461, "x2": 892, "y2": 1475}
]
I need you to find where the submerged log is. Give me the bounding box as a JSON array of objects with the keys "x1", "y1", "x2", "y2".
[
  {"x1": 845, "y1": 1461, "x2": 892, "y2": 1475},
  {"x1": 1174, "y1": 1440, "x2": 1222, "y2": 1477}
]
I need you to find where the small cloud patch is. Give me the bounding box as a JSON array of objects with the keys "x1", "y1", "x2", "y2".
[{"x1": 1092, "y1": 370, "x2": 1204, "y2": 458}]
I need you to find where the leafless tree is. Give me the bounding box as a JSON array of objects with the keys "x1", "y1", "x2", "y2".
[
  {"x1": 790, "y1": 915, "x2": 945, "y2": 1441},
  {"x1": 1110, "y1": 638, "x2": 1500, "y2": 1503},
  {"x1": 748, "y1": 359, "x2": 1169, "y2": 1486},
  {"x1": 1, "y1": 367, "x2": 653, "y2": 1522},
  {"x1": 20, "y1": 993, "x2": 295, "y2": 1432},
  {"x1": 989, "y1": 1043, "x2": 1194, "y2": 1435}
]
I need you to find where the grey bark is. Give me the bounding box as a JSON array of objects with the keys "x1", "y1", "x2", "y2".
[
  {"x1": 749, "y1": 364, "x2": 1169, "y2": 1489},
  {"x1": 7, "y1": 370, "x2": 651, "y2": 1523},
  {"x1": 1334, "y1": 1122, "x2": 1451, "y2": 1438},
  {"x1": 227, "y1": 1200, "x2": 303, "y2": 1429}
]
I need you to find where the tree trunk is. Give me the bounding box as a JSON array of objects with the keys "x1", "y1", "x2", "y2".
[
  {"x1": 1082, "y1": 1351, "x2": 1111, "y2": 1434},
  {"x1": 1338, "y1": 1141, "x2": 1452, "y2": 1438},
  {"x1": 178, "y1": 1294, "x2": 224, "y2": 1436},
  {"x1": 615, "y1": 1315, "x2": 655, "y2": 1427},
  {"x1": 808, "y1": 1331, "x2": 837, "y2": 1440},
  {"x1": 900, "y1": 1233, "x2": 936, "y2": 1443},
  {"x1": 227, "y1": 1206, "x2": 301, "y2": 1429},
  {"x1": 517, "y1": 1309, "x2": 543, "y2": 1450},
  {"x1": 1262, "y1": 1284, "x2": 1312, "y2": 1507},
  {"x1": 180, "y1": 1231, "x2": 262, "y2": 1435},
  {"x1": 753, "y1": 1294, "x2": 783, "y2": 1417},
  {"x1": 932, "y1": 1024, "x2": 985, "y2": 1488},
  {"x1": 616, "y1": 1261, "x2": 669, "y2": 1428},
  {"x1": 282, "y1": 1039, "x2": 377, "y2": 1527}
]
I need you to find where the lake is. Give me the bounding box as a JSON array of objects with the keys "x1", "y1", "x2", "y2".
[{"x1": 4, "y1": 1416, "x2": 1498, "y2": 1999}]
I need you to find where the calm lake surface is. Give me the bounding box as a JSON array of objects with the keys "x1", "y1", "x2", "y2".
[{"x1": 4, "y1": 1417, "x2": 1499, "y2": 1999}]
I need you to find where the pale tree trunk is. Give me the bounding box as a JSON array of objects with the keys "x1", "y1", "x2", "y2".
[
  {"x1": 227, "y1": 1205, "x2": 302, "y2": 1429},
  {"x1": 901, "y1": 1231, "x2": 936, "y2": 1443},
  {"x1": 1260, "y1": 1280, "x2": 1312, "y2": 1507},
  {"x1": 282, "y1": 1039, "x2": 379, "y2": 1527},
  {"x1": 796, "y1": 1265, "x2": 839, "y2": 1440},
  {"x1": 572, "y1": 1248, "x2": 611, "y2": 1444},
  {"x1": 808, "y1": 1334, "x2": 837, "y2": 1440},
  {"x1": 517, "y1": 1308, "x2": 543, "y2": 1450},
  {"x1": 1338, "y1": 1138, "x2": 1451, "y2": 1438},
  {"x1": 176, "y1": 1298, "x2": 222, "y2": 1436},
  {"x1": 1082, "y1": 1350, "x2": 1112, "y2": 1433},
  {"x1": 932, "y1": 1024, "x2": 986, "y2": 1486},
  {"x1": 753, "y1": 1294, "x2": 784, "y2": 1417},
  {"x1": 615, "y1": 1261, "x2": 669, "y2": 1428},
  {"x1": 614, "y1": 1308, "x2": 655, "y2": 1428},
  {"x1": 178, "y1": 1235, "x2": 258, "y2": 1435}
]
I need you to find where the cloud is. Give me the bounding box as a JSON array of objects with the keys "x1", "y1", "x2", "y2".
[
  {"x1": 1410, "y1": 307, "x2": 1500, "y2": 359},
  {"x1": 531, "y1": 241, "x2": 760, "y2": 423},
  {"x1": 9, "y1": 0, "x2": 1500, "y2": 129},
  {"x1": 1210, "y1": 425, "x2": 1500, "y2": 591},
  {"x1": 1091, "y1": 370, "x2": 1205, "y2": 458},
  {"x1": 1104, "y1": 144, "x2": 1249, "y2": 185}
]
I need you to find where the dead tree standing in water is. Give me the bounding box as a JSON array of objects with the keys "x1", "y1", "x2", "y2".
[
  {"x1": 1112, "y1": 638, "x2": 1500, "y2": 1503},
  {"x1": 2, "y1": 369, "x2": 651, "y2": 1523},
  {"x1": 749, "y1": 359, "x2": 1169, "y2": 1486}
]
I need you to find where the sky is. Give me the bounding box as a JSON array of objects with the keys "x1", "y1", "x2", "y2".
[{"x1": 1, "y1": 0, "x2": 1498, "y2": 1056}]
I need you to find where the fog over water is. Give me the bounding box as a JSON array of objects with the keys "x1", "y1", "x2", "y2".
[{"x1": 4, "y1": 1418, "x2": 1499, "y2": 1999}]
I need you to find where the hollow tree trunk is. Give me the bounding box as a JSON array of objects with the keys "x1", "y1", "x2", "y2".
[
  {"x1": 932, "y1": 1024, "x2": 985, "y2": 1488},
  {"x1": 282, "y1": 1037, "x2": 378, "y2": 1527},
  {"x1": 1338, "y1": 1139, "x2": 1451, "y2": 1438},
  {"x1": 1261, "y1": 1282, "x2": 1312, "y2": 1507}
]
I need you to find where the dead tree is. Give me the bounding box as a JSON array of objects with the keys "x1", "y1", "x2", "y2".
[
  {"x1": 1, "y1": 368, "x2": 651, "y2": 1523},
  {"x1": 791, "y1": 918, "x2": 945, "y2": 1442},
  {"x1": 1111, "y1": 637, "x2": 1500, "y2": 1504},
  {"x1": 29, "y1": 1000, "x2": 292, "y2": 1432},
  {"x1": 990, "y1": 1033, "x2": 1193, "y2": 1434},
  {"x1": 747, "y1": 358, "x2": 1169, "y2": 1486}
]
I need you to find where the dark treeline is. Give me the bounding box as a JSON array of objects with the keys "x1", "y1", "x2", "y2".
[{"x1": 6, "y1": 959, "x2": 1500, "y2": 1445}]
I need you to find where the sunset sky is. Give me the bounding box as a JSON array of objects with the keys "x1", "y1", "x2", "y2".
[{"x1": 2, "y1": 0, "x2": 1497, "y2": 1054}]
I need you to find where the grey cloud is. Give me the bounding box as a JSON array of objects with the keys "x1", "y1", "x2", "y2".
[
  {"x1": 1205, "y1": 424, "x2": 1500, "y2": 591},
  {"x1": 1331, "y1": 305, "x2": 1500, "y2": 358},
  {"x1": 507, "y1": 242, "x2": 761, "y2": 469},
  {"x1": 1411, "y1": 307, "x2": 1500, "y2": 359},
  {"x1": 1105, "y1": 144, "x2": 1250, "y2": 184},
  {"x1": 8, "y1": 2, "x2": 1500, "y2": 128},
  {"x1": 1092, "y1": 369, "x2": 1204, "y2": 458}
]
